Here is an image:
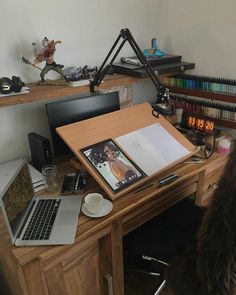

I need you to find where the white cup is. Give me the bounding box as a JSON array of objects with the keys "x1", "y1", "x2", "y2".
[{"x1": 84, "y1": 193, "x2": 104, "y2": 214}]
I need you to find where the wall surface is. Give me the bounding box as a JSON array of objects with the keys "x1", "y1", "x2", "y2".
[
  {"x1": 1, "y1": 0, "x2": 236, "y2": 163},
  {"x1": 157, "y1": 0, "x2": 236, "y2": 79},
  {"x1": 0, "y1": 0, "x2": 161, "y2": 83},
  {"x1": 0, "y1": 0, "x2": 160, "y2": 163}
]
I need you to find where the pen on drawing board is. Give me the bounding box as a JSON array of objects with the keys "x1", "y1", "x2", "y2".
[
  {"x1": 184, "y1": 160, "x2": 205, "y2": 164},
  {"x1": 159, "y1": 174, "x2": 179, "y2": 185},
  {"x1": 75, "y1": 174, "x2": 80, "y2": 190}
]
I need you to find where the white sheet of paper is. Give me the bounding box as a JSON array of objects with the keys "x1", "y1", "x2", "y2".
[{"x1": 115, "y1": 123, "x2": 190, "y2": 176}]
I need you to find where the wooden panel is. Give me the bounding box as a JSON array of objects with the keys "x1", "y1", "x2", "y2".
[
  {"x1": 46, "y1": 242, "x2": 101, "y2": 295},
  {"x1": 99, "y1": 235, "x2": 113, "y2": 295},
  {"x1": 111, "y1": 218, "x2": 124, "y2": 295},
  {"x1": 57, "y1": 103, "x2": 196, "y2": 200},
  {"x1": 45, "y1": 264, "x2": 66, "y2": 295},
  {"x1": 22, "y1": 258, "x2": 49, "y2": 295}
]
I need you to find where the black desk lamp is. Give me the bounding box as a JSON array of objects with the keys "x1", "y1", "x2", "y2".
[{"x1": 89, "y1": 28, "x2": 172, "y2": 116}]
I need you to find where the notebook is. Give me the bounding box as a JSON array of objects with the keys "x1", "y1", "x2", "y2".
[{"x1": 0, "y1": 159, "x2": 82, "y2": 246}]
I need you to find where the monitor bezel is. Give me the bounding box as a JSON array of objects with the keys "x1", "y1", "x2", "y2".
[{"x1": 46, "y1": 91, "x2": 120, "y2": 157}]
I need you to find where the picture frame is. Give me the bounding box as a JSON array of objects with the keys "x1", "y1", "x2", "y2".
[{"x1": 80, "y1": 139, "x2": 146, "y2": 193}]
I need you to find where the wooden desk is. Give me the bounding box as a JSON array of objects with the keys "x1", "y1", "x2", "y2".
[{"x1": 0, "y1": 152, "x2": 227, "y2": 295}]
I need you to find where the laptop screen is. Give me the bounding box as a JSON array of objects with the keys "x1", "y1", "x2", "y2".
[{"x1": 2, "y1": 163, "x2": 34, "y2": 236}]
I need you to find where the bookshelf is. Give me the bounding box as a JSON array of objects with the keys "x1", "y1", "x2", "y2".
[{"x1": 167, "y1": 86, "x2": 236, "y2": 130}]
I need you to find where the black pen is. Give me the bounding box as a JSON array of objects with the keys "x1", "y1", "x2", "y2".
[
  {"x1": 74, "y1": 173, "x2": 80, "y2": 191},
  {"x1": 159, "y1": 174, "x2": 179, "y2": 185}
]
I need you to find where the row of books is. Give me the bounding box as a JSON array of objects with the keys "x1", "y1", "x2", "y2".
[
  {"x1": 171, "y1": 94, "x2": 236, "y2": 122},
  {"x1": 163, "y1": 74, "x2": 236, "y2": 95}
]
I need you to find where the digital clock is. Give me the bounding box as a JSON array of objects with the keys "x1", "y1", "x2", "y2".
[{"x1": 187, "y1": 116, "x2": 214, "y2": 133}]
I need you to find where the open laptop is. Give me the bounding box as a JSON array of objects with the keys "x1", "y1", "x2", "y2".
[{"x1": 0, "y1": 159, "x2": 82, "y2": 246}]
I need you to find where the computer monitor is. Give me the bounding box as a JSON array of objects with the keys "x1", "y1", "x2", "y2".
[{"x1": 46, "y1": 91, "x2": 120, "y2": 157}]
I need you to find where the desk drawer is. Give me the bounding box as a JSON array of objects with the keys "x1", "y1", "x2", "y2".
[
  {"x1": 123, "y1": 175, "x2": 198, "y2": 236},
  {"x1": 201, "y1": 167, "x2": 225, "y2": 206}
]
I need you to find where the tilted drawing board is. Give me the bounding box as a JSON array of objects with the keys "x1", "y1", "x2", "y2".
[{"x1": 56, "y1": 102, "x2": 197, "y2": 200}]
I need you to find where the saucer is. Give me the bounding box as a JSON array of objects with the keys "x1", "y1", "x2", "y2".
[{"x1": 82, "y1": 199, "x2": 113, "y2": 218}]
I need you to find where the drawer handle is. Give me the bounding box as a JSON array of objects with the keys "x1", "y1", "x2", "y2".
[
  {"x1": 105, "y1": 274, "x2": 113, "y2": 295},
  {"x1": 208, "y1": 183, "x2": 218, "y2": 190}
]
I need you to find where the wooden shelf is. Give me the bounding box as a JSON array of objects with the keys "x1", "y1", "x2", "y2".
[
  {"x1": 168, "y1": 86, "x2": 236, "y2": 104},
  {"x1": 0, "y1": 75, "x2": 141, "y2": 108},
  {"x1": 168, "y1": 86, "x2": 236, "y2": 130}
]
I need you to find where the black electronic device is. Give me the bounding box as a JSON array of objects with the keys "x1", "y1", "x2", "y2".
[
  {"x1": 61, "y1": 171, "x2": 87, "y2": 195},
  {"x1": 80, "y1": 138, "x2": 146, "y2": 193},
  {"x1": 0, "y1": 76, "x2": 25, "y2": 94},
  {"x1": 28, "y1": 132, "x2": 53, "y2": 171},
  {"x1": 46, "y1": 91, "x2": 120, "y2": 157},
  {"x1": 120, "y1": 54, "x2": 182, "y2": 67},
  {"x1": 112, "y1": 61, "x2": 195, "y2": 78}
]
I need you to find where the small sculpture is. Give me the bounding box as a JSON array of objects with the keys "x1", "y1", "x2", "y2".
[
  {"x1": 143, "y1": 38, "x2": 166, "y2": 57},
  {"x1": 22, "y1": 37, "x2": 66, "y2": 84},
  {"x1": 63, "y1": 65, "x2": 97, "y2": 81}
]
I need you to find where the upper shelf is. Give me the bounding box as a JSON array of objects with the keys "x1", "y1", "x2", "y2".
[
  {"x1": 0, "y1": 75, "x2": 141, "y2": 108},
  {"x1": 0, "y1": 58, "x2": 196, "y2": 108}
]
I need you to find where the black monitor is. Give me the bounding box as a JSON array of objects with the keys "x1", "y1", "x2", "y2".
[{"x1": 46, "y1": 91, "x2": 120, "y2": 157}]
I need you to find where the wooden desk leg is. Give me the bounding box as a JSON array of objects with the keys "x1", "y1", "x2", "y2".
[
  {"x1": 111, "y1": 218, "x2": 124, "y2": 295},
  {"x1": 195, "y1": 170, "x2": 205, "y2": 205}
]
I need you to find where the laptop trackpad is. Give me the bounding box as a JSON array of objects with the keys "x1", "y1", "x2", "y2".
[{"x1": 57, "y1": 210, "x2": 78, "y2": 226}]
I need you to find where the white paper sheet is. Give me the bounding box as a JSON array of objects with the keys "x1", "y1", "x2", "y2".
[{"x1": 115, "y1": 123, "x2": 190, "y2": 176}]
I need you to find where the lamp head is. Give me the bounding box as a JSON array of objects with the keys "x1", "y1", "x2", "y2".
[{"x1": 152, "y1": 85, "x2": 172, "y2": 117}]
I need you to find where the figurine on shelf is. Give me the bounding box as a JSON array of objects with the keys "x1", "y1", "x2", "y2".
[
  {"x1": 63, "y1": 65, "x2": 98, "y2": 81},
  {"x1": 22, "y1": 37, "x2": 67, "y2": 85},
  {"x1": 143, "y1": 38, "x2": 166, "y2": 57}
]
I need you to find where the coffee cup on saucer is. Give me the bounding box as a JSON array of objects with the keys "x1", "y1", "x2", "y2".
[{"x1": 84, "y1": 193, "x2": 104, "y2": 214}]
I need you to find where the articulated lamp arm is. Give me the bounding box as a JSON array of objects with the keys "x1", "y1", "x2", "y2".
[{"x1": 90, "y1": 28, "x2": 172, "y2": 116}]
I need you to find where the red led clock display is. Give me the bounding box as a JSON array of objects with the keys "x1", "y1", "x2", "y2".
[{"x1": 187, "y1": 116, "x2": 214, "y2": 132}]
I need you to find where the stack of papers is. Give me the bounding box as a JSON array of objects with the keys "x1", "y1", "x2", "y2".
[{"x1": 28, "y1": 164, "x2": 45, "y2": 193}]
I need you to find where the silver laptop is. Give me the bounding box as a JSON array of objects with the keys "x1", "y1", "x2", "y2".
[{"x1": 0, "y1": 159, "x2": 82, "y2": 246}]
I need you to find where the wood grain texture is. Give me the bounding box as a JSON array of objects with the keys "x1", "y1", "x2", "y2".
[
  {"x1": 0, "y1": 152, "x2": 228, "y2": 295},
  {"x1": 57, "y1": 103, "x2": 197, "y2": 200},
  {"x1": 0, "y1": 75, "x2": 140, "y2": 107}
]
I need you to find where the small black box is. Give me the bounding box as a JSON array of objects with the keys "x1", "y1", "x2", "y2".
[{"x1": 28, "y1": 132, "x2": 53, "y2": 172}]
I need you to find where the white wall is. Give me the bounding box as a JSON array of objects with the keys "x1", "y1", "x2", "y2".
[
  {"x1": 0, "y1": 0, "x2": 159, "y2": 163},
  {"x1": 1, "y1": 0, "x2": 236, "y2": 163},
  {"x1": 157, "y1": 0, "x2": 236, "y2": 79},
  {"x1": 0, "y1": 0, "x2": 161, "y2": 82}
]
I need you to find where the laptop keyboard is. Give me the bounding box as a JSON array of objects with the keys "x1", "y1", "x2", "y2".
[{"x1": 22, "y1": 199, "x2": 61, "y2": 241}]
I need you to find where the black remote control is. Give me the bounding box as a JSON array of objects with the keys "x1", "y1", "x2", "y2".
[{"x1": 61, "y1": 172, "x2": 87, "y2": 195}]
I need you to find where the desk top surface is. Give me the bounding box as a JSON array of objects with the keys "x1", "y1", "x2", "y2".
[{"x1": 0, "y1": 152, "x2": 228, "y2": 265}]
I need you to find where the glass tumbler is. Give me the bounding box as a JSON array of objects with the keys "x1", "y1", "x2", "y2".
[{"x1": 42, "y1": 164, "x2": 59, "y2": 193}]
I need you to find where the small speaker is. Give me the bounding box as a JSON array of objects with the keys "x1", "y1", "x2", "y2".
[{"x1": 28, "y1": 132, "x2": 53, "y2": 172}]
